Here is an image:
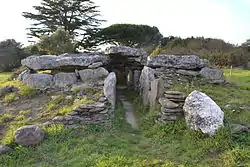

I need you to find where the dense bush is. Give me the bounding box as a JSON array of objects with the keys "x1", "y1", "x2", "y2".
[
  {"x1": 0, "y1": 39, "x2": 29, "y2": 72},
  {"x1": 150, "y1": 37, "x2": 250, "y2": 68}
]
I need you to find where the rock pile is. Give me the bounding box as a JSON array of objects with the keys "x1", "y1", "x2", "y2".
[
  {"x1": 157, "y1": 91, "x2": 186, "y2": 123},
  {"x1": 53, "y1": 99, "x2": 110, "y2": 125}
]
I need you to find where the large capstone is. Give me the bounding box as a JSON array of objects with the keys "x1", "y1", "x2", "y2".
[
  {"x1": 79, "y1": 67, "x2": 109, "y2": 83},
  {"x1": 22, "y1": 73, "x2": 53, "y2": 89},
  {"x1": 147, "y1": 55, "x2": 207, "y2": 69},
  {"x1": 14, "y1": 125, "x2": 45, "y2": 146},
  {"x1": 183, "y1": 91, "x2": 224, "y2": 136},
  {"x1": 54, "y1": 72, "x2": 78, "y2": 87},
  {"x1": 199, "y1": 67, "x2": 226, "y2": 84},
  {"x1": 139, "y1": 66, "x2": 155, "y2": 105},
  {"x1": 105, "y1": 46, "x2": 147, "y2": 57},
  {"x1": 104, "y1": 72, "x2": 117, "y2": 109},
  {"x1": 21, "y1": 53, "x2": 109, "y2": 70},
  {"x1": 105, "y1": 46, "x2": 148, "y2": 64}
]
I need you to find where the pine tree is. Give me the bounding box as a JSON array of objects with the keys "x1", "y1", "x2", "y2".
[{"x1": 23, "y1": 0, "x2": 104, "y2": 49}]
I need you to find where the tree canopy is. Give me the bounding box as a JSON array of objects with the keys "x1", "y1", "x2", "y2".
[
  {"x1": 23, "y1": 0, "x2": 104, "y2": 49},
  {"x1": 99, "y1": 24, "x2": 163, "y2": 47},
  {"x1": 0, "y1": 39, "x2": 28, "y2": 72}
]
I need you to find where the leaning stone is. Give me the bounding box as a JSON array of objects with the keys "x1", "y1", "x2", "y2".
[
  {"x1": 199, "y1": 67, "x2": 226, "y2": 84},
  {"x1": 14, "y1": 125, "x2": 45, "y2": 146},
  {"x1": 149, "y1": 78, "x2": 164, "y2": 107},
  {"x1": 159, "y1": 98, "x2": 179, "y2": 109},
  {"x1": 0, "y1": 145, "x2": 12, "y2": 155},
  {"x1": 139, "y1": 66, "x2": 155, "y2": 105},
  {"x1": 183, "y1": 91, "x2": 224, "y2": 136},
  {"x1": 53, "y1": 72, "x2": 77, "y2": 87},
  {"x1": 104, "y1": 72, "x2": 117, "y2": 109}
]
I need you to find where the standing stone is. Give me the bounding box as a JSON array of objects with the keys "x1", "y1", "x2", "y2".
[
  {"x1": 183, "y1": 91, "x2": 224, "y2": 136},
  {"x1": 22, "y1": 73, "x2": 53, "y2": 89},
  {"x1": 133, "y1": 70, "x2": 141, "y2": 92},
  {"x1": 14, "y1": 125, "x2": 45, "y2": 146},
  {"x1": 104, "y1": 72, "x2": 117, "y2": 109},
  {"x1": 149, "y1": 78, "x2": 164, "y2": 107},
  {"x1": 54, "y1": 72, "x2": 77, "y2": 87},
  {"x1": 139, "y1": 66, "x2": 155, "y2": 105},
  {"x1": 199, "y1": 67, "x2": 226, "y2": 84},
  {"x1": 79, "y1": 67, "x2": 109, "y2": 83}
]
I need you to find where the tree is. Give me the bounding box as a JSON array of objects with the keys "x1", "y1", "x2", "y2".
[
  {"x1": 37, "y1": 29, "x2": 75, "y2": 55},
  {"x1": 22, "y1": 0, "x2": 104, "y2": 49},
  {"x1": 99, "y1": 24, "x2": 163, "y2": 47},
  {"x1": 0, "y1": 39, "x2": 28, "y2": 72}
]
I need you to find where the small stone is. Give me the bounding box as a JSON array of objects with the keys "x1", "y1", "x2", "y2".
[
  {"x1": 52, "y1": 116, "x2": 65, "y2": 122},
  {"x1": 164, "y1": 94, "x2": 186, "y2": 100},
  {"x1": 230, "y1": 124, "x2": 250, "y2": 133},
  {"x1": 165, "y1": 91, "x2": 184, "y2": 95},
  {"x1": 14, "y1": 125, "x2": 45, "y2": 146},
  {"x1": 159, "y1": 98, "x2": 179, "y2": 109},
  {"x1": 65, "y1": 96, "x2": 73, "y2": 100},
  {"x1": 161, "y1": 107, "x2": 183, "y2": 113},
  {"x1": 0, "y1": 145, "x2": 12, "y2": 155},
  {"x1": 98, "y1": 97, "x2": 107, "y2": 103},
  {"x1": 88, "y1": 62, "x2": 103, "y2": 68},
  {"x1": 69, "y1": 111, "x2": 78, "y2": 116}
]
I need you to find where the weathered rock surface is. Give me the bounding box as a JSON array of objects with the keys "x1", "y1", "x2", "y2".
[
  {"x1": 176, "y1": 69, "x2": 199, "y2": 76},
  {"x1": 147, "y1": 55, "x2": 206, "y2": 69},
  {"x1": 14, "y1": 125, "x2": 45, "y2": 146},
  {"x1": 149, "y1": 78, "x2": 164, "y2": 107},
  {"x1": 0, "y1": 145, "x2": 11, "y2": 155},
  {"x1": 104, "y1": 72, "x2": 117, "y2": 108},
  {"x1": 140, "y1": 66, "x2": 155, "y2": 105},
  {"x1": 183, "y1": 91, "x2": 224, "y2": 136},
  {"x1": 157, "y1": 91, "x2": 186, "y2": 123},
  {"x1": 199, "y1": 67, "x2": 226, "y2": 84},
  {"x1": 54, "y1": 72, "x2": 77, "y2": 87},
  {"x1": 105, "y1": 46, "x2": 147, "y2": 57},
  {"x1": 79, "y1": 67, "x2": 109, "y2": 83},
  {"x1": 88, "y1": 62, "x2": 103, "y2": 69},
  {"x1": 230, "y1": 124, "x2": 250, "y2": 133},
  {"x1": 159, "y1": 97, "x2": 179, "y2": 108},
  {"x1": 21, "y1": 53, "x2": 109, "y2": 70},
  {"x1": 0, "y1": 86, "x2": 19, "y2": 96},
  {"x1": 22, "y1": 73, "x2": 53, "y2": 89}
]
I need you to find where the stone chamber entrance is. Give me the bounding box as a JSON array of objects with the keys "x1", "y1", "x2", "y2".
[{"x1": 106, "y1": 53, "x2": 143, "y2": 92}]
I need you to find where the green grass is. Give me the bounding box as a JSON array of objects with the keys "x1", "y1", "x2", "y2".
[
  {"x1": 0, "y1": 69, "x2": 250, "y2": 166},
  {"x1": 223, "y1": 68, "x2": 250, "y2": 90},
  {"x1": 0, "y1": 72, "x2": 12, "y2": 82}
]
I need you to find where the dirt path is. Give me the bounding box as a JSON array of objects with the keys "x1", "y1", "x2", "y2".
[{"x1": 118, "y1": 93, "x2": 139, "y2": 130}]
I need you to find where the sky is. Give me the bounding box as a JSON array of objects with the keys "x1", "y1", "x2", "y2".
[{"x1": 0, "y1": 0, "x2": 250, "y2": 45}]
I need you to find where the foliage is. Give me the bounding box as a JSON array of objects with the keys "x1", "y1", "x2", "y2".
[
  {"x1": 0, "y1": 73, "x2": 12, "y2": 82},
  {"x1": 150, "y1": 36, "x2": 250, "y2": 68},
  {"x1": 22, "y1": 0, "x2": 104, "y2": 50},
  {"x1": 0, "y1": 39, "x2": 29, "y2": 72},
  {"x1": 99, "y1": 24, "x2": 163, "y2": 47},
  {"x1": 37, "y1": 29, "x2": 76, "y2": 55},
  {"x1": 3, "y1": 93, "x2": 17, "y2": 104}
]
